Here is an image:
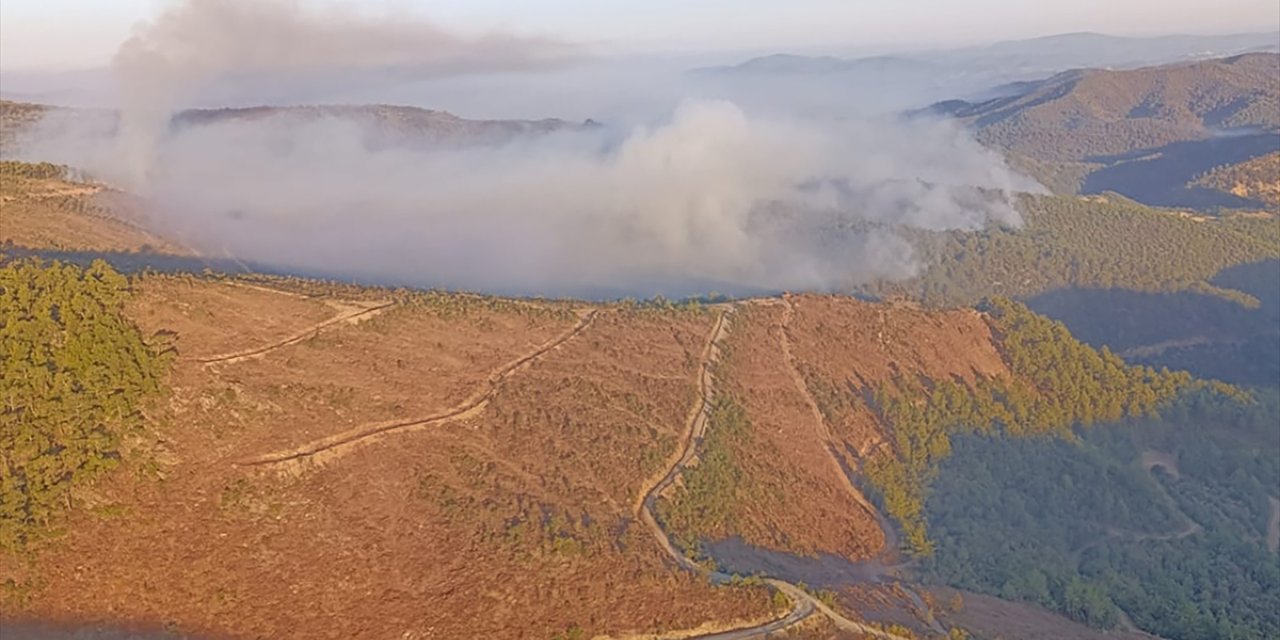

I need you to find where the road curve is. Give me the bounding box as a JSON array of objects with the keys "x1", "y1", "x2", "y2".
[
  {"x1": 234, "y1": 309, "x2": 599, "y2": 467},
  {"x1": 632, "y1": 307, "x2": 913, "y2": 640},
  {"x1": 779, "y1": 297, "x2": 943, "y2": 635}
]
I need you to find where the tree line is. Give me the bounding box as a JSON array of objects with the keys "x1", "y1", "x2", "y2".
[{"x1": 861, "y1": 298, "x2": 1236, "y2": 556}]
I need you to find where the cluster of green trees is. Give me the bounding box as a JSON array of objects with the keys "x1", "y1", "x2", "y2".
[
  {"x1": 925, "y1": 389, "x2": 1280, "y2": 639},
  {"x1": 864, "y1": 298, "x2": 1215, "y2": 555},
  {"x1": 655, "y1": 396, "x2": 757, "y2": 553},
  {"x1": 861, "y1": 195, "x2": 1280, "y2": 307},
  {"x1": 0, "y1": 259, "x2": 168, "y2": 551}
]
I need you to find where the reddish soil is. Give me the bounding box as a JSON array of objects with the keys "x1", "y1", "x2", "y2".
[
  {"x1": 0, "y1": 177, "x2": 188, "y2": 254},
  {"x1": 1, "y1": 294, "x2": 771, "y2": 639},
  {"x1": 2, "y1": 190, "x2": 1035, "y2": 638},
  {"x1": 128, "y1": 276, "x2": 340, "y2": 360},
  {"x1": 714, "y1": 302, "x2": 886, "y2": 561},
  {"x1": 784, "y1": 295, "x2": 1010, "y2": 461}
]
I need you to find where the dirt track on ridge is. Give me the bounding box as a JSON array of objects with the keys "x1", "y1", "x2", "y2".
[
  {"x1": 197, "y1": 299, "x2": 396, "y2": 365},
  {"x1": 234, "y1": 309, "x2": 599, "y2": 468},
  {"x1": 628, "y1": 306, "x2": 911, "y2": 640}
]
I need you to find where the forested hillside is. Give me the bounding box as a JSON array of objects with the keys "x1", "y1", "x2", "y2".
[
  {"x1": 927, "y1": 389, "x2": 1280, "y2": 639},
  {"x1": 931, "y1": 53, "x2": 1280, "y2": 210},
  {"x1": 861, "y1": 298, "x2": 1226, "y2": 555},
  {"x1": 942, "y1": 53, "x2": 1280, "y2": 162},
  {"x1": 861, "y1": 195, "x2": 1280, "y2": 307}
]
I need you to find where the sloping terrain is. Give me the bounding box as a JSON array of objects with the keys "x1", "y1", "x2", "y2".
[
  {"x1": 1192, "y1": 151, "x2": 1280, "y2": 208},
  {"x1": 0, "y1": 100, "x2": 589, "y2": 161},
  {"x1": 943, "y1": 53, "x2": 1280, "y2": 162},
  {"x1": 1, "y1": 177, "x2": 1053, "y2": 637},
  {"x1": 934, "y1": 53, "x2": 1280, "y2": 209},
  {"x1": 0, "y1": 162, "x2": 188, "y2": 254},
  {"x1": 0, "y1": 100, "x2": 48, "y2": 148},
  {"x1": 172, "y1": 104, "x2": 587, "y2": 148},
  {"x1": 696, "y1": 32, "x2": 1280, "y2": 116},
  {"x1": 860, "y1": 194, "x2": 1280, "y2": 308},
  {"x1": 1, "y1": 276, "x2": 782, "y2": 639},
  {"x1": 1027, "y1": 259, "x2": 1280, "y2": 387},
  {"x1": 1, "y1": 104, "x2": 1269, "y2": 639}
]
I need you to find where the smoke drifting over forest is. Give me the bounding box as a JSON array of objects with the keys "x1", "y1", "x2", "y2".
[{"x1": 14, "y1": 0, "x2": 1041, "y2": 298}]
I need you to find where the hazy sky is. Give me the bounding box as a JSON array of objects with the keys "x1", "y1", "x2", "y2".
[{"x1": 1, "y1": 0, "x2": 1277, "y2": 69}]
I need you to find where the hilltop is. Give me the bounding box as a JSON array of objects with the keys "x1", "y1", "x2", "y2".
[
  {"x1": 1192, "y1": 151, "x2": 1280, "y2": 208},
  {"x1": 936, "y1": 53, "x2": 1280, "y2": 161},
  {"x1": 0, "y1": 100, "x2": 591, "y2": 159},
  {"x1": 172, "y1": 104, "x2": 589, "y2": 146},
  {"x1": 697, "y1": 31, "x2": 1280, "y2": 80},
  {"x1": 927, "y1": 53, "x2": 1280, "y2": 210}
]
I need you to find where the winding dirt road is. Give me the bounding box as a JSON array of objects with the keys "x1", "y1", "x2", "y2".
[
  {"x1": 218, "y1": 296, "x2": 915, "y2": 636},
  {"x1": 777, "y1": 298, "x2": 894, "y2": 543},
  {"x1": 636, "y1": 309, "x2": 733, "y2": 574},
  {"x1": 197, "y1": 299, "x2": 396, "y2": 365},
  {"x1": 1070, "y1": 451, "x2": 1203, "y2": 570},
  {"x1": 779, "y1": 297, "x2": 943, "y2": 635},
  {"x1": 234, "y1": 309, "x2": 599, "y2": 467},
  {"x1": 629, "y1": 307, "x2": 912, "y2": 640}
]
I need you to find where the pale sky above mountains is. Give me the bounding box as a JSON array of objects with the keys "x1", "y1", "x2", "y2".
[{"x1": 2, "y1": 0, "x2": 1277, "y2": 70}]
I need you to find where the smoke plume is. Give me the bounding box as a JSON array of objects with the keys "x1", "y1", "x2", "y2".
[
  {"x1": 13, "y1": 0, "x2": 1042, "y2": 298},
  {"x1": 111, "y1": 0, "x2": 574, "y2": 186}
]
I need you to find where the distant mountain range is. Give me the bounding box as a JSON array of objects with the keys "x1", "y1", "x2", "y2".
[
  {"x1": 0, "y1": 101, "x2": 592, "y2": 155},
  {"x1": 172, "y1": 104, "x2": 588, "y2": 146},
  {"x1": 698, "y1": 31, "x2": 1280, "y2": 80},
  {"x1": 923, "y1": 52, "x2": 1280, "y2": 211},
  {"x1": 694, "y1": 31, "x2": 1280, "y2": 113},
  {"x1": 931, "y1": 52, "x2": 1280, "y2": 160}
]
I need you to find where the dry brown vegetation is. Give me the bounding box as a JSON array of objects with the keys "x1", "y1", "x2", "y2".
[
  {"x1": 0, "y1": 168, "x2": 187, "y2": 254},
  {"x1": 2, "y1": 136, "x2": 1217, "y2": 638},
  {"x1": 670, "y1": 296, "x2": 1009, "y2": 556},
  {"x1": 1193, "y1": 151, "x2": 1280, "y2": 207},
  {"x1": 2, "y1": 276, "x2": 776, "y2": 639},
  {"x1": 1, "y1": 250, "x2": 1002, "y2": 638}
]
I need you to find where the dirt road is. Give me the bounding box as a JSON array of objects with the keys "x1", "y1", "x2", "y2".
[
  {"x1": 779, "y1": 297, "x2": 943, "y2": 635},
  {"x1": 630, "y1": 307, "x2": 912, "y2": 640},
  {"x1": 198, "y1": 299, "x2": 396, "y2": 365},
  {"x1": 235, "y1": 309, "x2": 599, "y2": 467},
  {"x1": 1070, "y1": 452, "x2": 1203, "y2": 568}
]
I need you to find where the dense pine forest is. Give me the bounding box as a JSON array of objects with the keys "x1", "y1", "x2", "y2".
[
  {"x1": 0, "y1": 259, "x2": 168, "y2": 551},
  {"x1": 862, "y1": 195, "x2": 1280, "y2": 307},
  {"x1": 927, "y1": 390, "x2": 1280, "y2": 639},
  {"x1": 859, "y1": 298, "x2": 1235, "y2": 555}
]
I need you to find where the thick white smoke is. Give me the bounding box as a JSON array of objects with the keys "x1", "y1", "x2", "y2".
[
  {"x1": 111, "y1": 0, "x2": 574, "y2": 186},
  {"x1": 13, "y1": 0, "x2": 1042, "y2": 298}
]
